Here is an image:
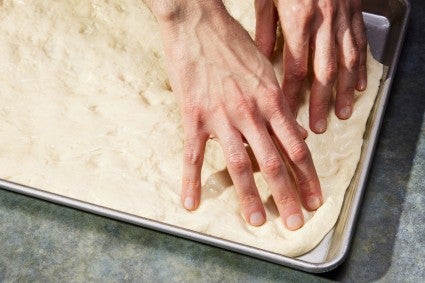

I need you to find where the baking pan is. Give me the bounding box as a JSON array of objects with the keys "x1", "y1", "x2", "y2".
[{"x1": 0, "y1": 0, "x2": 410, "y2": 273}]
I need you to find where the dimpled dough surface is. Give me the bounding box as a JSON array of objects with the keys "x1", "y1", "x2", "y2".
[{"x1": 0, "y1": 0, "x2": 383, "y2": 256}]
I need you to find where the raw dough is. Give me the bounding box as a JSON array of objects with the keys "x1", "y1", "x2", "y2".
[{"x1": 0, "y1": 0, "x2": 383, "y2": 256}]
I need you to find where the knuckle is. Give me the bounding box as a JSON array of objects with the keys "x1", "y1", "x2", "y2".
[
  {"x1": 276, "y1": 195, "x2": 299, "y2": 208},
  {"x1": 346, "y1": 48, "x2": 359, "y2": 70},
  {"x1": 233, "y1": 97, "x2": 257, "y2": 121},
  {"x1": 285, "y1": 1, "x2": 314, "y2": 27},
  {"x1": 260, "y1": 85, "x2": 283, "y2": 112},
  {"x1": 296, "y1": 174, "x2": 314, "y2": 190},
  {"x1": 265, "y1": 85, "x2": 282, "y2": 98},
  {"x1": 342, "y1": 86, "x2": 356, "y2": 96},
  {"x1": 184, "y1": 139, "x2": 203, "y2": 166},
  {"x1": 287, "y1": 141, "x2": 309, "y2": 164},
  {"x1": 183, "y1": 101, "x2": 203, "y2": 118},
  {"x1": 320, "y1": 62, "x2": 337, "y2": 84},
  {"x1": 319, "y1": 0, "x2": 336, "y2": 18},
  {"x1": 255, "y1": 37, "x2": 274, "y2": 57},
  {"x1": 288, "y1": 63, "x2": 308, "y2": 81},
  {"x1": 228, "y1": 152, "x2": 250, "y2": 174},
  {"x1": 356, "y1": 36, "x2": 367, "y2": 50},
  {"x1": 337, "y1": 21, "x2": 350, "y2": 35},
  {"x1": 315, "y1": 101, "x2": 330, "y2": 114},
  {"x1": 182, "y1": 177, "x2": 200, "y2": 192},
  {"x1": 268, "y1": 108, "x2": 293, "y2": 131},
  {"x1": 255, "y1": 36, "x2": 266, "y2": 49},
  {"x1": 261, "y1": 156, "x2": 283, "y2": 177},
  {"x1": 358, "y1": 64, "x2": 367, "y2": 74},
  {"x1": 298, "y1": 2, "x2": 314, "y2": 22},
  {"x1": 239, "y1": 192, "x2": 260, "y2": 208},
  {"x1": 268, "y1": 107, "x2": 284, "y2": 124}
]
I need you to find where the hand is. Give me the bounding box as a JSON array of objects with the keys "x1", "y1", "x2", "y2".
[
  {"x1": 149, "y1": 0, "x2": 322, "y2": 230},
  {"x1": 255, "y1": 0, "x2": 367, "y2": 133}
]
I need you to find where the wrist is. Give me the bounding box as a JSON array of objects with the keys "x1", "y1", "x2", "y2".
[{"x1": 150, "y1": 0, "x2": 225, "y2": 24}]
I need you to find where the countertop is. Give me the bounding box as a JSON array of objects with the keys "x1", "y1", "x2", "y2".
[{"x1": 1, "y1": 0, "x2": 424, "y2": 282}]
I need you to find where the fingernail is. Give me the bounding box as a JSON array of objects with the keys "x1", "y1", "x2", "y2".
[
  {"x1": 339, "y1": 106, "x2": 352, "y2": 119},
  {"x1": 184, "y1": 197, "x2": 195, "y2": 210},
  {"x1": 286, "y1": 214, "x2": 303, "y2": 230},
  {"x1": 357, "y1": 79, "x2": 366, "y2": 91},
  {"x1": 314, "y1": 119, "x2": 327, "y2": 133},
  {"x1": 307, "y1": 196, "x2": 322, "y2": 210},
  {"x1": 297, "y1": 124, "x2": 308, "y2": 139},
  {"x1": 250, "y1": 211, "x2": 265, "y2": 226}
]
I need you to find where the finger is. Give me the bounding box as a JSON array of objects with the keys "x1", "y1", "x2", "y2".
[
  {"x1": 240, "y1": 117, "x2": 304, "y2": 230},
  {"x1": 181, "y1": 129, "x2": 208, "y2": 211},
  {"x1": 335, "y1": 15, "x2": 359, "y2": 120},
  {"x1": 277, "y1": 2, "x2": 313, "y2": 114},
  {"x1": 297, "y1": 123, "x2": 308, "y2": 139},
  {"x1": 351, "y1": 2, "x2": 368, "y2": 91},
  {"x1": 309, "y1": 8, "x2": 337, "y2": 133},
  {"x1": 215, "y1": 122, "x2": 266, "y2": 226},
  {"x1": 254, "y1": 0, "x2": 278, "y2": 59},
  {"x1": 267, "y1": 107, "x2": 323, "y2": 213}
]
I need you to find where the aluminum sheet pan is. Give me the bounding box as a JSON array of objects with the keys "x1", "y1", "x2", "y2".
[{"x1": 0, "y1": 0, "x2": 410, "y2": 273}]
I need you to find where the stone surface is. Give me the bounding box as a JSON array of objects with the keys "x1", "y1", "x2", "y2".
[{"x1": 1, "y1": 0, "x2": 424, "y2": 282}]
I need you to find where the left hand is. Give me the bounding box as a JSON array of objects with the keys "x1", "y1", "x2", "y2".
[
  {"x1": 255, "y1": 0, "x2": 368, "y2": 133},
  {"x1": 150, "y1": 0, "x2": 323, "y2": 230}
]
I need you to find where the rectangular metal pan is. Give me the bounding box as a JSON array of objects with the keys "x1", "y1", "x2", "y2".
[{"x1": 0, "y1": 0, "x2": 410, "y2": 273}]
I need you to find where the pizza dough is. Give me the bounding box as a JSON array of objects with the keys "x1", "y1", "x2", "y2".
[{"x1": 0, "y1": 0, "x2": 383, "y2": 256}]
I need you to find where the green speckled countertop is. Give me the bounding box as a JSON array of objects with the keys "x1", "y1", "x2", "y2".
[{"x1": 1, "y1": 1, "x2": 424, "y2": 282}]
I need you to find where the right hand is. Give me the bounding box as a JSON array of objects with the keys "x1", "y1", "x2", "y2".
[
  {"x1": 255, "y1": 0, "x2": 368, "y2": 133},
  {"x1": 151, "y1": 0, "x2": 323, "y2": 230}
]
